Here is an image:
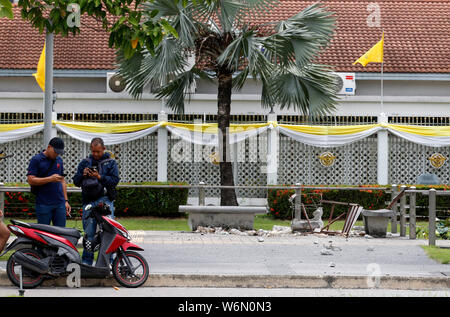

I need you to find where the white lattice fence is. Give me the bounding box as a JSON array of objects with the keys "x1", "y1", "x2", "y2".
[
  {"x1": 1, "y1": 129, "x2": 449, "y2": 190},
  {"x1": 278, "y1": 135, "x2": 378, "y2": 185},
  {"x1": 0, "y1": 133, "x2": 158, "y2": 183},
  {"x1": 0, "y1": 132, "x2": 43, "y2": 183},
  {"x1": 108, "y1": 135, "x2": 158, "y2": 183},
  {"x1": 234, "y1": 133, "x2": 267, "y2": 198},
  {"x1": 167, "y1": 132, "x2": 268, "y2": 198},
  {"x1": 389, "y1": 135, "x2": 450, "y2": 184},
  {"x1": 168, "y1": 134, "x2": 220, "y2": 197}
]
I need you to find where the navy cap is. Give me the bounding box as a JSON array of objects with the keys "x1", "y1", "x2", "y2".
[{"x1": 49, "y1": 137, "x2": 65, "y2": 155}]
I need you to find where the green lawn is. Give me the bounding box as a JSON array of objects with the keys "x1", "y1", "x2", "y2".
[
  {"x1": 66, "y1": 215, "x2": 292, "y2": 232},
  {"x1": 2, "y1": 215, "x2": 431, "y2": 234},
  {"x1": 4, "y1": 215, "x2": 428, "y2": 235},
  {"x1": 421, "y1": 246, "x2": 450, "y2": 264}
]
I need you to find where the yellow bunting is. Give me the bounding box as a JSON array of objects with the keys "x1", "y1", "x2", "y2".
[
  {"x1": 0, "y1": 122, "x2": 43, "y2": 132},
  {"x1": 278, "y1": 124, "x2": 380, "y2": 135},
  {"x1": 54, "y1": 121, "x2": 160, "y2": 134}
]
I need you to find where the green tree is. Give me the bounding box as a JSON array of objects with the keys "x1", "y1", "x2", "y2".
[
  {"x1": 117, "y1": 0, "x2": 338, "y2": 206},
  {"x1": 7, "y1": 0, "x2": 179, "y2": 56},
  {"x1": 0, "y1": 0, "x2": 13, "y2": 19}
]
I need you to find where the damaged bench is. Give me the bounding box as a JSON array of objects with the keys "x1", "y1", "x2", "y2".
[{"x1": 179, "y1": 205, "x2": 267, "y2": 231}]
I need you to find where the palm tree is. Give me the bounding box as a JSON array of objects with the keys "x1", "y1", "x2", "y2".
[{"x1": 116, "y1": 0, "x2": 338, "y2": 206}]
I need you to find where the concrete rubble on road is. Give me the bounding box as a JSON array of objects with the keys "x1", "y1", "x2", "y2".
[{"x1": 194, "y1": 224, "x2": 367, "y2": 238}]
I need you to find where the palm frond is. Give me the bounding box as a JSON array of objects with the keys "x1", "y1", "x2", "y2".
[
  {"x1": 218, "y1": 28, "x2": 274, "y2": 85},
  {"x1": 265, "y1": 3, "x2": 336, "y2": 69},
  {"x1": 264, "y1": 63, "x2": 338, "y2": 115},
  {"x1": 142, "y1": 0, "x2": 184, "y2": 18},
  {"x1": 155, "y1": 68, "x2": 204, "y2": 113},
  {"x1": 280, "y1": 2, "x2": 336, "y2": 47},
  {"x1": 116, "y1": 37, "x2": 191, "y2": 100},
  {"x1": 116, "y1": 0, "x2": 338, "y2": 117},
  {"x1": 115, "y1": 49, "x2": 148, "y2": 99}
]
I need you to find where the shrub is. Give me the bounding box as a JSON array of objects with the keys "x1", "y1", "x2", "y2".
[
  {"x1": 115, "y1": 182, "x2": 189, "y2": 217},
  {"x1": 2, "y1": 182, "x2": 189, "y2": 218},
  {"x1": 416, "y1": 217, "x2": 450, "y2": 240},
  {"x1": 268, "y1": 186, "x2": 387, "y2": 220},
  {"x1": 267, "y1": 184, "x2": 450, "y2": 220}
]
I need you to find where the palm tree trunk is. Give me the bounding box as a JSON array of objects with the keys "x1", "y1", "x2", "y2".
[{"x1": 217, "y1": 69, "x2": 238, "y2": 206}]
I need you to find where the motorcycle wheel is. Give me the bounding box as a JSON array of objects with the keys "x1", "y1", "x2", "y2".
[
  {"x1": 112, "y1": 250, "x2": 149, "y2": 288},
  {"x1": 6, "y1": 249, "x2": 45, "y2": 289}
]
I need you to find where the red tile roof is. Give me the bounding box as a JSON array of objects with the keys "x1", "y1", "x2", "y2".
[
  {"x1": 0, "y1": 8, "x2": 116, "y2": 70},
  {"x1": 1, "y1": 1, "x2": 449, "y2": 73},
  {"x1": 257, "y1": 0, "x2": 450, "y2": 73}
]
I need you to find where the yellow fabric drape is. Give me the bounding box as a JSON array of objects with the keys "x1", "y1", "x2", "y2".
[
  {"x1": 278, "y1": 124, "x2": 380, "y2": 135},
  {"x1": 0, "y1": 122, "x2": 43, "y2": 132},
  {"x1": 54, "y1": 121, "x2": 160, "y2": 134}
]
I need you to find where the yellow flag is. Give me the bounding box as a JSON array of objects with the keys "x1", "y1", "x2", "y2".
[
  {"x1": 33, "y1": 43, "x2": 45, "y2": 91},
  {"x1": 353, "y1": 33, "x2": 384, "y2": 67}
]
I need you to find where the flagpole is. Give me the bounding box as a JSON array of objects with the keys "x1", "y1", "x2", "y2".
[
  {"x1": 381, "y1": 60, "x2": 383, "y2": 114},
  {"x1": 380, "y1": 30, "x2": 384, "y2": 116}
]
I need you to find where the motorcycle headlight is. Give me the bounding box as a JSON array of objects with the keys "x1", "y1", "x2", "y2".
[{"x1": 117, "y1": 228, "x2": 131, "y2": 241}]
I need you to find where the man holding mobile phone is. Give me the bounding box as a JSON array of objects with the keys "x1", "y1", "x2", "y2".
[
  {"x1": 73, "y1": 137, "x2": 119, "y2": 265},
  {"x1": 27, "y1": 137, "x2": 71, "y2": 227}
]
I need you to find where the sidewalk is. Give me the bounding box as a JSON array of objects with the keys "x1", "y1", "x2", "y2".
[{"x1": 1, "y1": 230, "x2": 449, "y2": 290}]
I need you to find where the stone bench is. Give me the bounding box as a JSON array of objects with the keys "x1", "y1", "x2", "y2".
[{"x1": 179, "y1": 205, "x2": 267, "y2": 230}]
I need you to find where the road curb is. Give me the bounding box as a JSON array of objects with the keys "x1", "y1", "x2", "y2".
[{"x1": 1, "y1": 272, "x2": 449, "y2": 290}]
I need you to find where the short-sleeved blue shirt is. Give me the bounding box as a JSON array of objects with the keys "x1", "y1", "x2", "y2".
[{"x1": 27, "y1": 151, "x2": 65, "y2": 206}]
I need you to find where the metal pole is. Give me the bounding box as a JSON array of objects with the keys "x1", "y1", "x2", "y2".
[
  {"x1": 294, "y1": 183, "x2": 302, "y2": 220},
  {"x1": 409, "y1": 186, "x2": 416, "y2": 239},
  {"x1": 390, "y1": 184, "x2": 398, "y2": 233},
  {"x1": 428, "y1": 189, "x2": 436, "y2": 246},
  {"x1": 0, "y1": 182, "x2": 4, "y2": 220},
  {"x1": 380, "y1": 61, "x2": 384, "y2": 114},
  {"x1": 43, "y1": 30, "x2": 54, "y2": 148},
  {"x1": 400, "y1": 185, "x2": 407, "y2": 237},
  {"x1": 380, "y1": 31, "x2": 384, "y2": 114},
  {"x1": 18, "y1": 266, "x2": 25, "y2": 296},
  {"x1": 198, "y1": 182, "x2": 205, "y2": 206}
]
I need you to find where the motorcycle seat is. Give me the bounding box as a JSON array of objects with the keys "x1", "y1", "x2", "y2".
[{"x1": 28, "y1": 223, "x2": 81, "y2": 239}]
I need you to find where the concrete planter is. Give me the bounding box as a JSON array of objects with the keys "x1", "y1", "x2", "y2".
[{"x1": 362, "y1": 209, "x2": 395, "y2": 237}]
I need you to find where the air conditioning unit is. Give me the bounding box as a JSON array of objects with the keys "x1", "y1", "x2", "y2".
[
  {"x1": 334, "y1": 72, "x2": 356, "y2": 95},
  {"x1": 106, "y1": 72, "x2": 128, "y2": 94}
]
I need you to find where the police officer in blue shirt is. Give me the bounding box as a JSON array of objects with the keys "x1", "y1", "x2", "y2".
[{"x1": 27, "y1": 137, "x2": 71, "y2": 227}]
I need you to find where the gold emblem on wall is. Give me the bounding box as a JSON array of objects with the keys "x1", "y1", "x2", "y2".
[
  {"x1": 318, "y1": 152, "x2": 336, "y2": 167},
  {"x1": 428, "y1": 153, "x2": 447, "y2": 169}
]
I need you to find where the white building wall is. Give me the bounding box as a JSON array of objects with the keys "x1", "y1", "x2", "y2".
[{"x1": 0, "y1": 73, "x2": 449, "y2": 117}]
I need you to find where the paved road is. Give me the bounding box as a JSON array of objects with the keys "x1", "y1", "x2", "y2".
[
  {"x1": 3, "y1": 230, "x2": 448, "y2": 277},
  {"x1": 136, "y1": 231, "x2": 450, "y2": 278},
  {"x1": 0, "y1": 286, "x2": 448, "y2": 297},
  {"x1": 1, "y1": 230, "x2": 449, "y2": 292}
]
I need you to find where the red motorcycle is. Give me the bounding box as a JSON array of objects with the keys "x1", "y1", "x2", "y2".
[{"x1": 1, "y1": 203, "x2": 149, "y2": 288}]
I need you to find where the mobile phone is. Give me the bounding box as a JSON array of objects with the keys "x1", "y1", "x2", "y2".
[{"x1": 62, "y1": 173, "x2": 67, "y2": 177}]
